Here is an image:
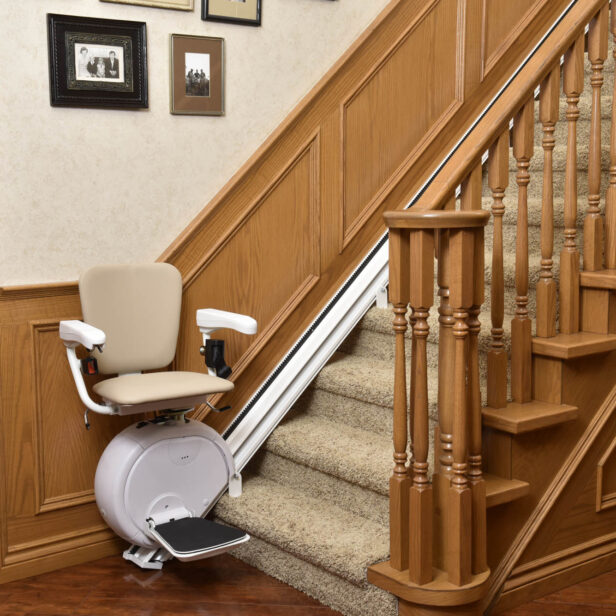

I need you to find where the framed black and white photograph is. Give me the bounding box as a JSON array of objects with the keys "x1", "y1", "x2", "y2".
[
  {"x1": 202, "y1": 0, "x2": 261, "y2": 26},
  {"x1": 170, "y1": 34, "x2": 224, "y2": 115},
  {"x1": 47, "y1": 14, "x2": 148, "y2": 109}
]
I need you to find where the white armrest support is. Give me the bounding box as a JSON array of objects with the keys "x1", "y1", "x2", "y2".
[
  {"x1": 65, "y1": 347, "x2": 115, "y2": 415},
  {"x1": 196, "y1": 309, "x2": 257, "y2": 336},
  {"x1": 60, "y1": 320, "x2": 106, "y2": 350}
]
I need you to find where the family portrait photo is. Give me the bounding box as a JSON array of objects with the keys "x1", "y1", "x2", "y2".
[
  {"x1": 75, "y1": 43, "x2": 125, "y2": 82},
  {"x1": 185, "y1": 52, "x2": 210, "y2": 97}
]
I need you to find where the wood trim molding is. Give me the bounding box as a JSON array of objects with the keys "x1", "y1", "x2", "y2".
[
  {"x1": 180, "y1": 131, "x2": 321, "y2": 290},
  {"x1": 0, "y1": 282, "x2": 78, "y2": 301},
  {"x1": 596, "y1": 437, "x2": 616, "y2": 512},
  {"x1": 485, "y1": 383, "x2": 616, "y2": 611},
  {"x1": 480, "y1": 0, "x2": 544, "y2": 81}
]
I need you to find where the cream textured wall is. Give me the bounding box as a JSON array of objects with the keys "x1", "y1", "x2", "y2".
[{"x1": 0, "y1": 0, "x2": 389, "y2": 285}]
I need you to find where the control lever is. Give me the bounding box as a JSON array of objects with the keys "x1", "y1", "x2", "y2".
[{"x1": 199, "y1": 339, "x2": 232, "y2": 379}]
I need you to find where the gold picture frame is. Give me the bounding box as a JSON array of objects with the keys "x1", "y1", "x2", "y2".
[
  {"x1": 101, "y1": 0, "x2": 194, "y2": 11},
  {"x1": 170, "y1": 34, "x2": 224, "y2": 116}
]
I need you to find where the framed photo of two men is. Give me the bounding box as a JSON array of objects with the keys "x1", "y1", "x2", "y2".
[{"x1": 47, "y1": 14, "x2": 148, "y2": 109}]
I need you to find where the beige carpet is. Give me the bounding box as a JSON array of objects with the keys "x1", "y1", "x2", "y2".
[{"x1": 214, "y1": 49, "x2": 613, "y2": 616}]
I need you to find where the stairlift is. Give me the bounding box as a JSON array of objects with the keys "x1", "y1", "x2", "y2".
[{"x1": 59, "y1": 263, "x2": 256, "y2": 570}]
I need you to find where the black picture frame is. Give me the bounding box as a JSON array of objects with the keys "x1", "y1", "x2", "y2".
[
  {"x1": 202, "y1": 0, "x2": 261, "y2": 27},
  {"x1": 47, "y1": 13, "x2": 148, "y2": 109}
]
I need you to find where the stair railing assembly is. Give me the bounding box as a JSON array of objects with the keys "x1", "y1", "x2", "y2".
[{"x1": 368, "y1": 1, "x2": 614, "y2": 614}]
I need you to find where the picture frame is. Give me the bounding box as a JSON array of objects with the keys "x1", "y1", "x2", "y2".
[
  {"x1": 47, "y1": 14, "x2": 148, "y2": 109},
  {"x1": 170, "y1": 34, "x2": 224, "y2": 116},
  {"x1": 202, "y1": 0, "x2": 261, "y2": 26},
  {"x1": 100, "y1": 0, "x2": 194, "y2": 11}
]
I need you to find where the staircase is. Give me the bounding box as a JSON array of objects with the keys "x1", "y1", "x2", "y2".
[{"x1": 215, "y1": 7, "x2": 616, "y2": 616}]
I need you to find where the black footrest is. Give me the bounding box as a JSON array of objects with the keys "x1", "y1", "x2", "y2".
[{"x1": 150, "y1": 518, "x2": 249, "y2": 562}]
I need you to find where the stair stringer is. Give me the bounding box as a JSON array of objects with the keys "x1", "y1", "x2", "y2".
[{"x1": 485, "y1": 378, "x2": 616, "y2": 613}]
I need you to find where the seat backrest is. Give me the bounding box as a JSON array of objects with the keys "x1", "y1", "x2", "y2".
[{"x1": 79, "y1": 263, "x2": 182, "y2": 375}]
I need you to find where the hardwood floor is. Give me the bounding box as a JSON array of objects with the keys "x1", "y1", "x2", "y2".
[
  {"x1": 0, "y1": 554, "x2": 342, "y2": 616},
  {"x1": 502, "y1": 568, "x2": 616, "y2": 615}
]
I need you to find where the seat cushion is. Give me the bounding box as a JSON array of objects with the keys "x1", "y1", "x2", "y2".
[{"x1": 93, "y1": 371, "x2": 234, "y2": 406}]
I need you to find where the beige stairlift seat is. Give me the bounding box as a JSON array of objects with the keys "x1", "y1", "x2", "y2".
[{"x1": 79, "y1": 263, "x2": 234, "y2": 414}]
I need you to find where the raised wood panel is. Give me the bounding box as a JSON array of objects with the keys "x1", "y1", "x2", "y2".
[
  {"x1": 340, "y1": 0, "x2": 462, "y2": 251},
  {"x1": 597, "y1": 437, "x2": 616, "y2": 511},
  {"x1": 0, "y1": 288, "x2": 132, "y2": 577},
  {"x1": 175, "y1": 135, "x2": 320, "y2": 385},
  {"x1": 481, "y1": 0, "x2": 543, "y2": 80},
  {"x1": 31, "y1": 321, "x2": 132, "y2": 513}
]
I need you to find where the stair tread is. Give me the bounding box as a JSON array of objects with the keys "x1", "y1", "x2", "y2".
[
  {"x1": 580, "y1": 269, "x2": 616, "y2": 290},
  {"x1": 532, "y1": 332, "x2": 616, "y2": 359},
  {"x1": 482, "y1": 400, "x2": 578, "y2": 434},
  {"x1": 215, "y1": 475, "x2": 389, "y2": 587},
  {"x1": 265, "y1": 413, "x2": 391, "y2": 495},
  {"x1": 484, "y1": 474, "x2": 530, "y2": 508}
]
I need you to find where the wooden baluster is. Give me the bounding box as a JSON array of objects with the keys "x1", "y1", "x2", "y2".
[
  {"x1": 585, "y1": 5, "x2": 609, "y2": 272},
  {"x1": 511, "y1": 99, "x2": 534, "y2": 403},
  {"x1": 460, "y1": 163, "x2": 487, "y2": 575},
  {"x1": 408, "y1": 228, "x2": 434, "y2": 586},
  {"x1": 433, "y1": 199, "x2": 455, "y2": 572},
  {"x1": 487, "y1": 131, "x2": 509, "y2": 408},
  {"x1": 447, "y1": 226, "x2": 473, "y2": 587},
  {"x1": 607, "y1": 5, "x2": 616, "y2": 269},
  {"x1": 537, "y1": 66, "x2": 560, "y2": 338},
  {"x1": 388, "y1": 228, "x2": 410, "y2": 572},
  {"x1": 561, "y1": 35, "x2": 585, "y2": 333}
]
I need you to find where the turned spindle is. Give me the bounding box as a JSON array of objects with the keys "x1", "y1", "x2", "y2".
[
  {"x1": 536, "y1": 66, "x2": 560, "y2": 338},
  {"x1": 511, "y1": 98, "x2": 534, "y2": 403},
  {"x1": 388, "y1": 229, "x2": 410, "y2": 571},
  {"x1": 487, "y1": 131, "x2": 509, "y2": 407},
  {"x1": 585, "y1": 5, "x2": 608, "y2": 272},
  {"x1": 607, "y1": 5, "x2": 616, "y2": 269},
  {"x1": 560, "y1": 35, "x2": 585, "y2": 333},
  {"x1": 408, "y1": 228, "x2": 434, "y2": 586}
]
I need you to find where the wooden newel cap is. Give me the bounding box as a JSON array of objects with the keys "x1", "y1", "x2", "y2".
[{"x1": 384, "y1": 209, "x2": 490, "y2": 229}]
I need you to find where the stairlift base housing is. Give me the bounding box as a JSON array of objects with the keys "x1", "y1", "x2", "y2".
[{"x1": 95, "y1": 417, "x2": 245, "y2": 556}]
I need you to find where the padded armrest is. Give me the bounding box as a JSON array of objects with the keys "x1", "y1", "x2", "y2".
[
  {"x1": 60, "y1": 320, "x2": 106, "y2": 350},
  {"x1": 196, "y1": 309, "x2": 257, "y2": 336}
]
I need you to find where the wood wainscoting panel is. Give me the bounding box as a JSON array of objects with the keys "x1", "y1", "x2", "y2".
[
  {"x1": 340, "y1": 0, "x2": 461, "y2": 251},
  {"x1": 481, "y1": 0, "x2": 543, "y2": 80},
  {"x1": 175, "y1": 135, "x2": 320, "y2": 401},
  {"x1": 0, "y1": 288, "x2": 129, "y2": 581}
]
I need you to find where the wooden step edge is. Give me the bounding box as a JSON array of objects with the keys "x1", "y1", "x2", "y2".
[
  {"x1": 532, "y1": 332, "x2": 616, "y2": 359},
  {"x1": 580, "y1": 269, "x2": 616, "y2": 290},
  {"x1": 481, "y1": 401, "x2": 578, "y2": 434},
  {"x1": 485, "y1": 474, "x2": 530, "y2": 508},
  {"x1": 367, "y1": 560, "x2": 490, "y2": 606}
]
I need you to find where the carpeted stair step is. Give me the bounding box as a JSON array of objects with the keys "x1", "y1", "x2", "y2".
[
  {"x1": 294, "y1": 387, "x2": 394, "y2": 436},
  {"x1": 215, "y1": 476, "x2": 390, "y2": 587},
  {"x1": 263, "y1": 413, "x2": 392, "y2": 497},
  {"x1": 251, "y1": 448, "x2": 390, "y2": 525},
  {"x1": 221, "y1": 533, "x2": 398, "y2": 616}
]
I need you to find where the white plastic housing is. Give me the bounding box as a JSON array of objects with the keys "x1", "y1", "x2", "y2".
[
  {"x1": 59, "y1": 320, "x2": 106, "y2": 350},
  {"x1": 196, "y1": 309, "x2": 257, "y2": 336},
  {"x1": 95, "y1": 418, "x2": 236, "y2": 549}
]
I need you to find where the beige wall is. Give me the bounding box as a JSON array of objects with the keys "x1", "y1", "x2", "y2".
[{"x1": 0, "y1": 0, "x2": 389, "y2": 285}]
